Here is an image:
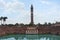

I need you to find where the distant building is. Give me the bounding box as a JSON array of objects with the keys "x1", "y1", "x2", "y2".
[{"x1": 53, "y1": 22, "x2": 60, "y2": 27}]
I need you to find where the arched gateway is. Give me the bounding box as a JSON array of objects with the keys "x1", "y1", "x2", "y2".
[{"x1": 26, "y1": 27, "x2": 38, "y2": 34}]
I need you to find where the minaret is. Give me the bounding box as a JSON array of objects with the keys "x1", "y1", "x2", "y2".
[{"x1": 30, "y1": 4, "x2": 34, "y2": 25}]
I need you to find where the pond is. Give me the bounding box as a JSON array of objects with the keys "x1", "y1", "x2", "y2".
[{"x1": 0, "y1": 34, "x2": 60, "y2": 40}]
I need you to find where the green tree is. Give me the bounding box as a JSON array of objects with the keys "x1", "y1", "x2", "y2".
[
  {"x1": 15, "y1": 23, "x2": 19, "y2": 26},
  {"x1": 44, "y1": 22, "x2": 47, "y2": 26},
  {"x1": 37, "y1": 23, "x2": 41, "y2": 26},
  {"x1": 0, "y1": 16, "x2": 3, "y2": 25},
  {"x1": 48, "y1": 22, "x2": 51, "y2": 26},
  {"x1": 20, "y1": 23, "x2": 24, "y2": 26},
  {"x1": 3, "y1": 17, "x2": 8, "y2": 25}
]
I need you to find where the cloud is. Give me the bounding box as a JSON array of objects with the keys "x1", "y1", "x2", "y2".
[
  {"x1": 2, "y1": 0, "x2": 25, "y2": 14},
  {"x1": 0, "y1": 0, "x2": 30, "y2": 24},
  {"x1": 0, "y1": 0, "x2": 28, "y2": 15},
  {"x1": 40, "y1": 0, "x2": 51, "y2": 5},
  {"x1": 0, "y1": 0, "x2": 60, "y2": 24},
  {"x1": 33, "y1": 0, "x2": 60, "y2": 24}
]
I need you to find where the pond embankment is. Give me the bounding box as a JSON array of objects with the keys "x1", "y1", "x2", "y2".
[{"x1": 0, "y1": 26, "x2": 60, "y2": 36}]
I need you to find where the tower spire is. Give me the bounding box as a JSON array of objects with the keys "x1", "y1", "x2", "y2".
[{"x1": 30, "y1": 4, "x2": 34, "y2": 26}]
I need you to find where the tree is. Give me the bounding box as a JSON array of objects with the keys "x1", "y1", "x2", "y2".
[
  {"x1": 3, "y1": 17, "x2": 8, "y2": 25},
  {"x1": 44, "y1": 22, "x2": 47, "y2": 26},
  {"x1": 37, "y1": 23, "x2": 41, "y2": 26},
  {"x1": 20, "y1": 23, "x2": 24, "y2": 26},
  {"x1": 0, "y1": 17, "x2": 1, "y2": 25},
  {"x1": 48, "y1": 22, "x2": 51, "y2": 26},
  {"x1": 15, "y1": 23, "x2": 19, "y2": 26},
  {"x1": 0, "y1": 16, "x2": 3, "y2": 25}
]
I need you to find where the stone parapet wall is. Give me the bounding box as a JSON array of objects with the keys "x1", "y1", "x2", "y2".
[
  {"x1": 0, "y1": 26, "x2": 27, "y2": 36},
  {"x1": 0, "y1": 26, "x2": 60, "y2": 36}
]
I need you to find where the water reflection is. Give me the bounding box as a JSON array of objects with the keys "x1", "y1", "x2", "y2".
[{"x1": 0, "y1": 34, "x2": 60, "y2": 40}]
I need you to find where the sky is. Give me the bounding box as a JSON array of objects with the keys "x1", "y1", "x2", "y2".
[{"x1": 0, "y1": 0, "x2": 60, "y2": 24}]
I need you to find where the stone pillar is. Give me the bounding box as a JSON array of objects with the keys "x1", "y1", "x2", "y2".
[{"x1": 30, "y1": 5, "x2": 34, "y2": 26}]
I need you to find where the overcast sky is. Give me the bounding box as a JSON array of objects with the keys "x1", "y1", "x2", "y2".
[{"x1": 0, "y1": 0, "x2": 60, "y2": 24}]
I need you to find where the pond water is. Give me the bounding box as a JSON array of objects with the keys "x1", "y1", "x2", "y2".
[{"x1": 0, "y1": 34, "x2": 60, "y2": 40}]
